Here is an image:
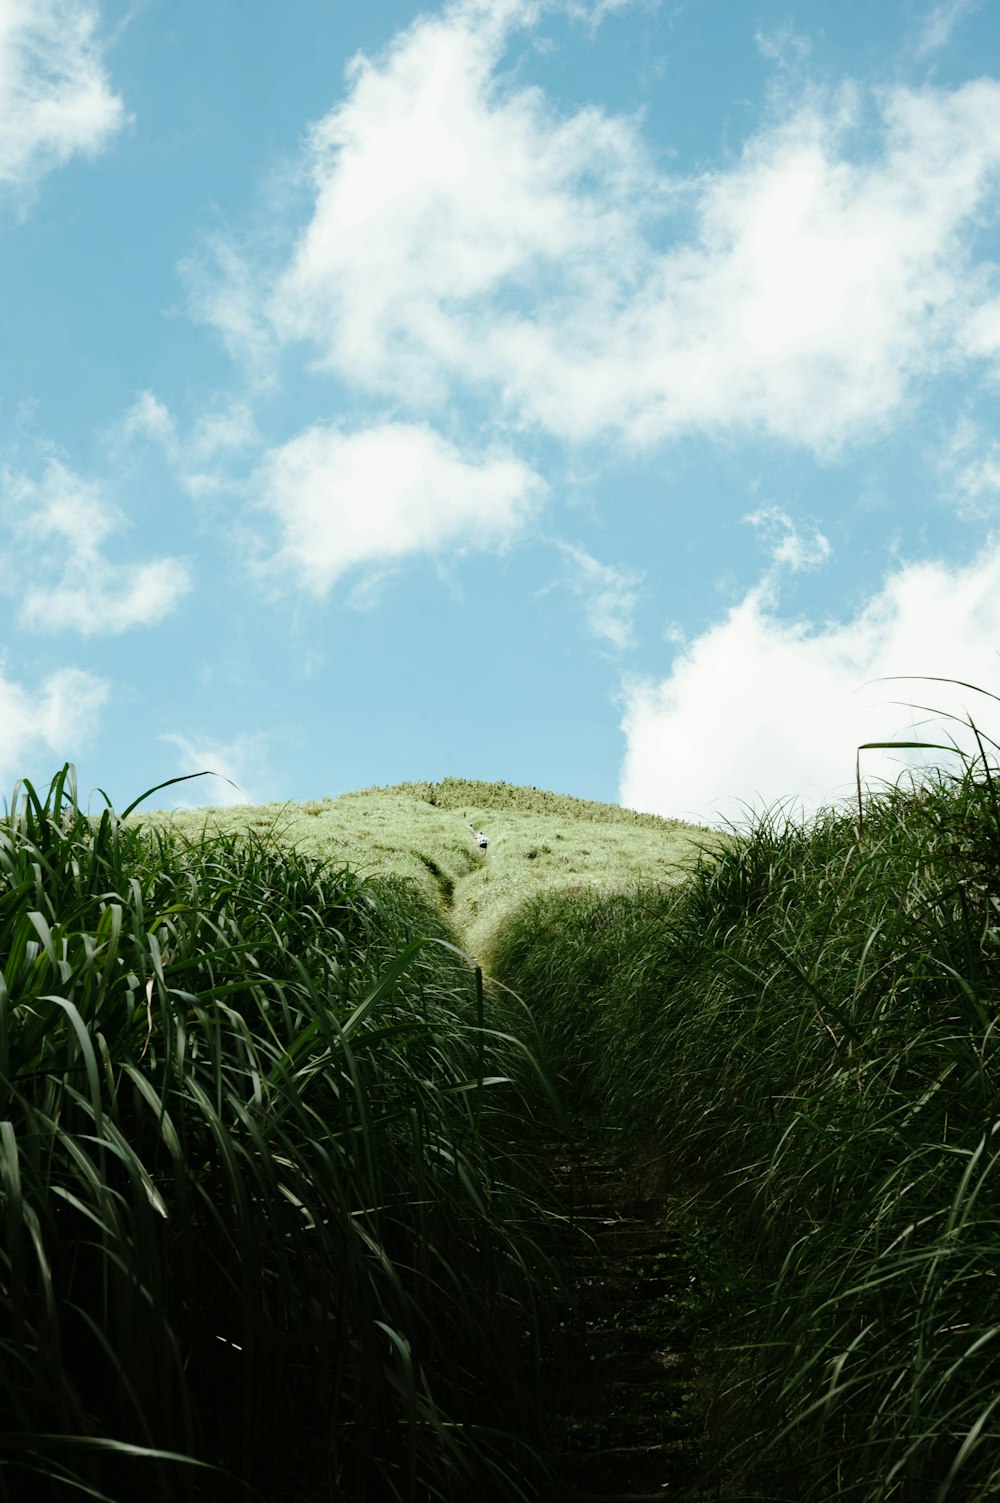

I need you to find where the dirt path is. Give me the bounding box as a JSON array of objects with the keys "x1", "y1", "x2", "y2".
[{"x1": 540, "y1": 1139, "x2": 708, "y2": 1502}]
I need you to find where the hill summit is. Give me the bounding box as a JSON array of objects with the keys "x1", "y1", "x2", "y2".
[{"x1": 142, "y1": 776, "x2": 710, "y2": 957}]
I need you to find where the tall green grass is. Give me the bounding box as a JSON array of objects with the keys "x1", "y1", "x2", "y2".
[
  {"x1": 487, "y1": 752, "x2": 1000, "y2": 1500},
  {"x1": 0, "y1": 767, "x2": 554, "y2": 1502}
]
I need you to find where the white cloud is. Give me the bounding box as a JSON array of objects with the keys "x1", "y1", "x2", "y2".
[
  {"x1": 229, "y1": 1, "x2": 1000, "y2": 456},
  {"x1": 0, "y1": 662, "x2": 107, "y2": 789},
  {"x1": 958, "y1": 294, "x2": 1000, "y2": 362},
  {"x1": 955, "y1": 454, "x2": 1000, "y2": 504},
  {"x1": 3, "y1": 458, "x2": 190, "y2": 634},
  {"x1": 746, "y1": 505, "x2": 832, "y2": 571},
  {"x1": 159, "y1": 733, "x2": 265, "y2": 808},
  {"x1": 557, "y1": 0, "x2": 650, "y2": 33},
  {"x1": 941, "y1": 416, "x2": 1000, "y2": 511},
  {"x1": 499, "y1": 79, "x2": 1000, "y2": 451},
  {"x1": 558, "y1": 541, "x2": 641, "y2": 648},
  {"x1": 0, "y1": 0, "x2": 126, "y2": 194},
  {"x1": 620, "y1": 542, "x2": 1000, "y2": 824},
  {"x1": 254, "y1": 420, "x2": 546, "y2": 596},
  {"x1": 189, "y1": 400, "x2": 260, "y2": 463},
  {"x1": 120, "y1": 390, "x2": 178, "y2": 453},
  {"x1": 116, "y1": 390, "x2": 260, "y2": 497},
  {"x1": 181, "y1": 237, "x2": 276, "y2": 384},
  {"x1": 755, "y1": 24, "x2": 812, "y2": 70},
  {"x1": 914, "y1": 0, "x2": 979, "y2": 58},
  {"x1": 267, "y1": 0, "x2": 656, "y2": 405}
]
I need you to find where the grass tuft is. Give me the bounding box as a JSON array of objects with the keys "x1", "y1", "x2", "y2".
[
  {"x1": 0, "y1": 768, "x2": 556, "y2": 1501},
  {"x1": 489, "y1": 747, "x2": 1000, "y2": 1500}
]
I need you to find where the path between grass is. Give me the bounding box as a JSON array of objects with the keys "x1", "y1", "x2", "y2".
[
  {"x1": 539, "y1": 1133, "x2": 712, "y2": 1502},
  {"x1": 135, "y1": 779, "x2": 719, "y2": 1498}
]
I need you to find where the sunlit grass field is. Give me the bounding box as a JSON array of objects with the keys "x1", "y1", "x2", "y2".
[{"x1": 142, "y1": 776, "x2": 708, "y2": 957}]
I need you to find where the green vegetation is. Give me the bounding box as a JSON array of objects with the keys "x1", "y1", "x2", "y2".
[
  {"x1": 143, "y1": 776, "x2": 705, "y2": 959},
  {"x1": 487, "y1": 756, "x2": 1000, "y2": 1500},
  {"x1": 0, "y1": 768, "x2": 557, "y2": 1501},
  {"x1": 15, "y1": 747, "x2": 1000, "y2": 1501}
]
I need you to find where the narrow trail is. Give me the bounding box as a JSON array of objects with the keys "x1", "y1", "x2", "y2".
[
  {"x1": 448, "y1": 828, "x2": 712, "y2": 1501},
  {"x1": 539, "y1": 1138, "x2": 708, "y2": 1503}
]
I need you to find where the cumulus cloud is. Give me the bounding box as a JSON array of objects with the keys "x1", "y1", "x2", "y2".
[
  {"x1": 0, "y1": 0, "x2": 126, "y2": 194},
  {"x1": 268, "y1": 0, "x2": 653, "y2": 406},
  {"x1": 215, "y1": 0, "x2": 1000, "y2": 456},
  {"x1": 3, "y1": 458, "x2": 190, "y2": 634},
  {"x1": 558, "y1": 542, "x2": 642, "y2": 649},
  {"x1": 159, "y1": 732, "x2": 265, "y2": 808},
  {"x1": 0, "y1": 662, "x2": 107, "y2": 788},
  {"x1": 620, "y1": 542, "x2": 1000, "y2": 824},
  {"x1": 254, "y1": 420, "x2": 546, "y2": 596}
]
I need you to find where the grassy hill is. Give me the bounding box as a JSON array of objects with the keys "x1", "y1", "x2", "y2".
[{"x1": 138, "y1": 775, "x2": 712, "y2": 958}]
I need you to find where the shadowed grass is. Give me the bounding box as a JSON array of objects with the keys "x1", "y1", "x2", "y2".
[
  {"x1": 0, "y1": 767, "x2": 556, "y2": 1502},
  {"x1": 488, "y1": 749, "x2": 1000, "y2": 1500}
]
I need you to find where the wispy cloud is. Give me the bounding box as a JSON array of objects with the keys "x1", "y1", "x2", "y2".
[
  {"x1": 941, "y1": 416, "x2": 1000, "y2": 513},
  {"x1": 620, "y1": 541, "x2": 1000, "y2": 824},
  {"x1": 0, "y1": 0, "x2": 126, "y2": 197},
  {"x1": 180, "y1": 235, "x2": 277, "y2": 386},
  {"x1": 120, "y1": 390, "x2": 177, "y2": 453},
  {"x1": 558, "y1": 541, "x2": 642, "y2": 649},
  {"x1": 159, "y1": 732, "x2": 267, "y2": 808},
  {"x1": 118, "y1": 388, "x2": 261, "y2": 482},
  {"x1": 957, "y1": 293, "x2": 1000, "y2": 364},
  {"x1": 253, "y1": 420, "x2": 547, "y2": 596},
  {"x1": 755, "y1": 24, "x2": 812, "y2": 71},
  {"x1": 0, "y1": 660, "x2": 107, "y2": 789},
  {"x1": 188, "y1": 400, "x2": 260, "y2": 463},
  {"x1": 3, "y1": 457, "x2": 191, "y2": 635},
  {"x1": 746, "y1": 505, "x2": 832, "y2": 572},
  {"x1": 557, "y1": 0, "x2": 652, "y2": 35},
  {"x1": 914, "y1": 0, "x2": 979, "y2": 58}
]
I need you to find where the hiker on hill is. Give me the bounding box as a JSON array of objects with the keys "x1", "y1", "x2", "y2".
[{"x1": 475, "y1": 830, "x2": 488, "y2": 852}]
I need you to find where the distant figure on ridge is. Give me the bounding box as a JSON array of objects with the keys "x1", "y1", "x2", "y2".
[{"x1": 475, "y1": 830, "x2": 488, "y2": 853}]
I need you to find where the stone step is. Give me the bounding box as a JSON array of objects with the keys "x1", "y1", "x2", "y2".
[
  {"x1": 539, "y1": 1134, "x2": 704, "y2": 1498},
  {"x1": 549, "y1": 1493, "x2": 675, "y2": 1502},
  {"x1": 551, "y1": 1440, "x2": 691, "y2": 1492},
  {"x1": 572, "y1": 1275, "x2": 680, "y2": 1307}
]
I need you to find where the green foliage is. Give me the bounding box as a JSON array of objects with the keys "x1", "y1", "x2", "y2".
[
  {"x1": 0, "y1": 768, "x2": 554, "y2": 1501},
  {"x1": 489, "y1": 760, "x2": 1000, "y2": 1501}
]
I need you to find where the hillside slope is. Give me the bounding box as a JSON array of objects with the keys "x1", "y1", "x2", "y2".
[{"x1": 139, "y1": 776, "x2": 711, "y2": 956}]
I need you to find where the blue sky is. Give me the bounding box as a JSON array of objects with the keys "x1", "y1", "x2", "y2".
[{"x1": 3, "y1": 0, "x2": 1000, "y2": 823}]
